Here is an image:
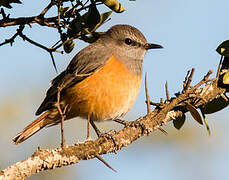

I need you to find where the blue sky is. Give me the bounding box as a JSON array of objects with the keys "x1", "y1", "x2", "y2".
[{"x1": 1, "y1": 0, "x2": 229, "y2": 179}]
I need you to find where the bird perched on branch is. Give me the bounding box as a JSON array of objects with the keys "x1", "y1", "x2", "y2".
[{"x1": 12, "y1": 24, "x2": 163, "y2": 145}]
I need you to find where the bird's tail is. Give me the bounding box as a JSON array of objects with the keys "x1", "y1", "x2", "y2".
[{"x1": 12, "y1": 111, "x2": 51, "y2": 145}]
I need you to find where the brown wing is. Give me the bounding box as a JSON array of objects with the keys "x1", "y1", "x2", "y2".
[{"x1": 35, "y1": 40, "x2": 112, "y2": 115}]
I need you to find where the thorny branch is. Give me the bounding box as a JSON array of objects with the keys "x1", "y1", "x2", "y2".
[
  {"x1": 165, "y1": 81, "x2": 170, "y2": 101},
  {"x1": 1, "y1": 68, "x2": 227, "y2": 180},
  {"x1": 0, "y1": 0, "x2": 107, "y2": 72},
  {"x1": 0, "y1": 1, "x2": 99, "y2": 27},
  {"x1": 145, "y1": 73, "x2": 167, "y2": 135}
]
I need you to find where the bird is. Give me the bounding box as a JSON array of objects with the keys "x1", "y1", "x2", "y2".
[{"x1": 12, "y1": 24, "x2": 163, "y2": 145}]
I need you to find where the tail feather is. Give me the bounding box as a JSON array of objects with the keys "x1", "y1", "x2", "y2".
[{"x1": 12, "y1": 111, "x2": 50, "y2": 145}]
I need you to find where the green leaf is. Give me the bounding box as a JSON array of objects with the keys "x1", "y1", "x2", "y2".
[
  {"x1": 93, "y1": 11, "x2": 112, "y2": 31},
  {"x1": 67, "y1": 10, "x2": 112, "y2": 40},
  {"x1": 82, "y1": 32, "x2": 105, "y2": 43},
  {"x1": 186, "y1": 103, "x2": 203, "y2": 125},
  {"x1": 101, "y1": 0, "x2": 125, "y2": 13},
  {"x1": 80, "y1": 11, "x2": 112, "y2": 43},
  {"x1": 59, "y1": 7, "x2": 69, "y2": 17},
  {"x1": 0, "y1": 0, "x2": 21, "y2": 8},
  {"x1": 86, "y1": 3, "x2": 101, "y2": 31},
  {"x1": 203, "y1": 116, "x2": 211, "y2": 136},
  {"x1": 63, "y1": 39, "x2": 75, "y2": 53},
  {"x1": 223, "y1": 71, "x2": 229, "y2": 84},
  {"x1": 200, "y1": 110, "x2": 211, "y2": 135},
  {"x1": 67, "y1": 18, "x2": 84, "y2": 38},
  {"x1": 173, "y1": 113, "x2": 186, "y2": 130}
]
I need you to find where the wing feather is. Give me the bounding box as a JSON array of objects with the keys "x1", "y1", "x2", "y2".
[{"x1": 35, "y1": 40, "x2": 112, "y2": 115}]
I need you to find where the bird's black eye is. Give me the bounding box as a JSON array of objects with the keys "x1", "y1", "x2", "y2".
[{"x1": 125, "y1": 38, "x2": 133, "y2": 45}]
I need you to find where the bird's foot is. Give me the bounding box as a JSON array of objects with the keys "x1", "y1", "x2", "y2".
[{"x1": 97, "y1": 130, "x2": 119, "y2": 151}]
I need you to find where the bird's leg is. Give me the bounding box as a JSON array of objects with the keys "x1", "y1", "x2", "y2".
[
  {"x1": 86, "y1": 115, "x2": 92, "y2": 140},
  {"x1": 60, "y1": 109, "x2": 66, "y2": 148},
  {"x1": 56, "y1": 87, "x2": 67, "y2": 148},
  {"x1": 88, "y1": 118, "x2": 117, "y2": 171},
  {"x1": 89, "y1": 119, "x2": 118, "y2": 148},
  {"x1": 89, "y1": 118, "x2": 102, "y2": 137}
]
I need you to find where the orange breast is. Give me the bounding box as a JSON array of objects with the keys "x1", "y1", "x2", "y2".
[{"x1": 63, "y1": 56, "x2": 142, "y2": 121}]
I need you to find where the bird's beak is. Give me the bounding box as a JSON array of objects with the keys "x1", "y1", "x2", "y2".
[{"x1": 144, "y1": 43, "x2": 163, "y2": 50}]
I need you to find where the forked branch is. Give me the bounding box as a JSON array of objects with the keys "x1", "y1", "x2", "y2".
[{"x1": 0, "y1": 69, "x2": 226, "y2": 180}]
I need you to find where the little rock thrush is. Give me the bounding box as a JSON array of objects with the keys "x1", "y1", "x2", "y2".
[{"x1": 12, "y1": 24, "x2": 163, "y2": 144}]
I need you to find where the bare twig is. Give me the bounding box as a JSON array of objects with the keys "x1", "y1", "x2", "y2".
[
  {"x1": 0, "y1": 16, "x2": 59, "y2": 27},
  {"x1": 95, "y1": 153, "x2": 117, "y2": 172},
  {"x1": 39, "y1": 1, "x2": 55, "y2": 18},
  {"x1": 165, "y1": 81, "x2": 170, "y2": 101},
  {"x1": 184, "y1": 68, "x2": 195, "y2": 91},
  {"x1": 160, "y1": 98, "x2": 163, "y2": 104},
  {"x1": 145, "y1": 73, "x2": 167, "y2": 135},
  {"x1": 0, "y1": 8, "x2": 7, "y2": 19},
  {"x1": 0, "y1": 27, "x2": 21, "y2": 46},
  {"x1": 148, "y1": 101, "x2": 160, "y2": 106},
  {"x1": 16, "y1": 25, "x2": 59, "y2": 72},
  {"x1": 49, "y1": 52, "x2": 58, "y2": 73},
  {"x1": 57, "y1": 1, "x2": 61, "y2": 25},
  {"x1": 193, "y1": 70, "x2": 213, "y2": 89},
  {"x1": 18, "y1": 27, "x2": 51, "y2": 52},
  {"x1": 183, "y1": 69, "x2": 190, "y2": 89}
]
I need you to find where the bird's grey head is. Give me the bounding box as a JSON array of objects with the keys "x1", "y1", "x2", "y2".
[
  {"x1": 100, "y1": 24, "x2": 163, "y2": 75},
  {"x1": 103, "y1": 24, "x2": 163, "y2": 62}
]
